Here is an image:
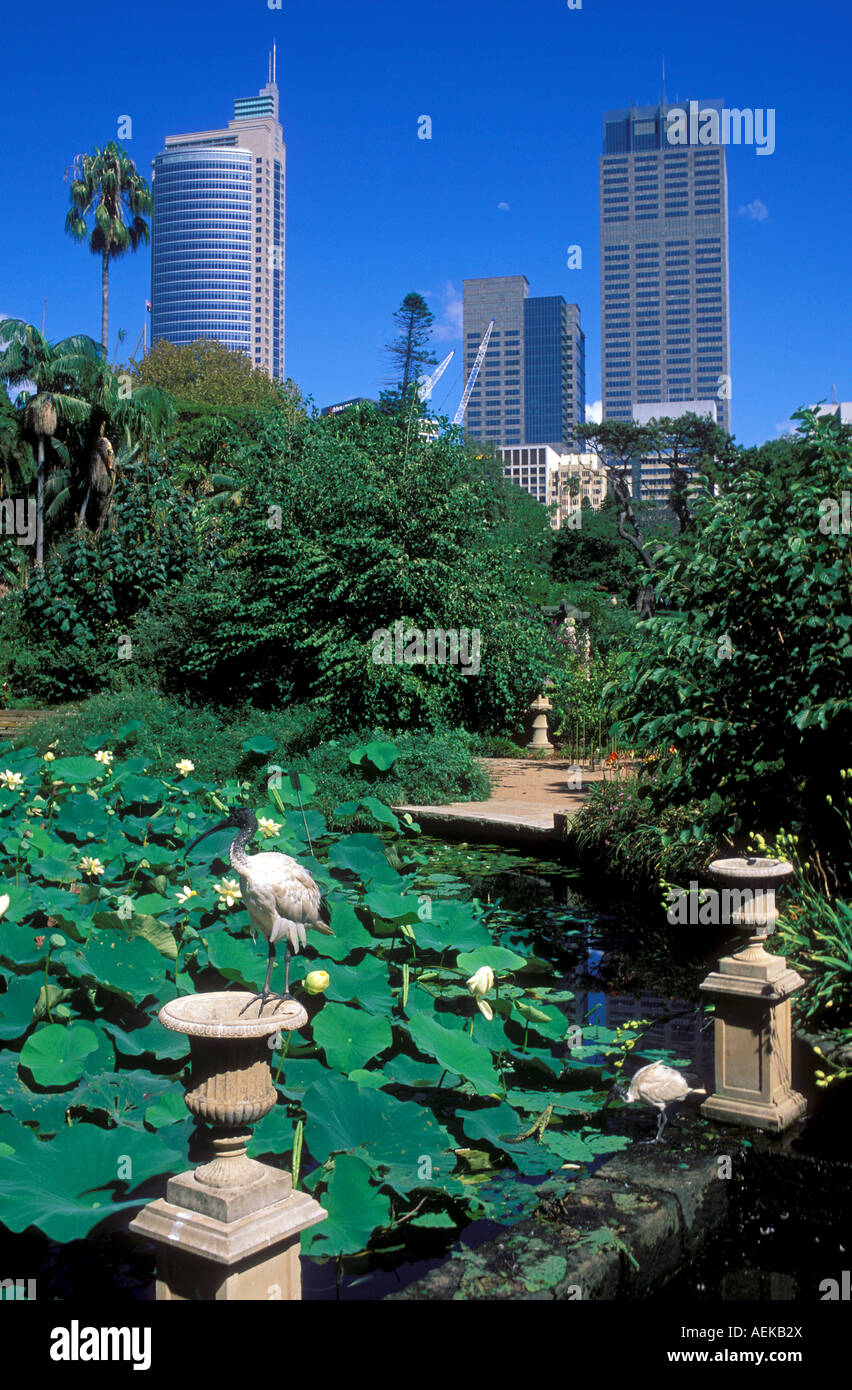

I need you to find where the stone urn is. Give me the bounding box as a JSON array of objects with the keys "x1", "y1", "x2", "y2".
[
  {"x1": 161, "y1": 991, "x2": 307, "y2": 1217},
  {"x1": 130, "y1": 991, "x2": 327, "y2": 1300},
  {"x1": 699, "y1": 857, "x2": 806, "y2": 1132}
]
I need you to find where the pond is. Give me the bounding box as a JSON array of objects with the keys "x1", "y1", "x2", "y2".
[
  {"x1": 7, "y1": 830, "x2": 816, "y2": 1304},
  {"x1": 300, "y1": 834, "x2": 722, "y2": 1300}
]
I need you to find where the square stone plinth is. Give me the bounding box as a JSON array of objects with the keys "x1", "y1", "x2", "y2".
[
  {"x1": 130, "y1": 1185, "x2": 327, "y2": 1301},
  {"x1": 700, "y1": 953, "x2": 806, "y2": 1132}
]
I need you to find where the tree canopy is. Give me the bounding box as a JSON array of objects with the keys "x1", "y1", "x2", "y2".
[{"x1": 130, "y1": 337, "x2": 303, "y2": 415}]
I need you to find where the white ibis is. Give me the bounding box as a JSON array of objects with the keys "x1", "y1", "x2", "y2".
[
  {"x1": 623, "y1": 1062, "x2": 706, "y2": 1142},
  {"x1": 185, "y1": 807, "x2": 333, "y2": 1015}
]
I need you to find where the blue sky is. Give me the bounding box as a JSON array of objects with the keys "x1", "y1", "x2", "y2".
[{"x1": 2, "y1": 0, "x2": 850, "y2": 445}]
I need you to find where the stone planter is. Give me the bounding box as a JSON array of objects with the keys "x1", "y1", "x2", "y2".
[
  {"x1": 699, "y1": 858, "x2": 806, "y2": 1133},
  {"x1": 130, "y1": 991, "x2": 327, "y2": 1299}
]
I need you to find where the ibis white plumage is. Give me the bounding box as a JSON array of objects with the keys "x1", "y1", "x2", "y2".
[
  {"x1": 185, "y1": 807, "x2": 333, "y2": 1015},
  {"x1": 624, "y1": 1062, "x2": 706, "y2": 1142}
]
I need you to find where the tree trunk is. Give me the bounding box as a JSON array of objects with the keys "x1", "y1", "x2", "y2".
[
  {"x1": 36, "y1": 436, "x2": 45, "y2": 568},
  {"x1": 101, "y1": 249, "x2": 109, "y2": 352}
]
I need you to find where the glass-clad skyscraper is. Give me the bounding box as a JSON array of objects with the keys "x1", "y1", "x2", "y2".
[
  {"x1": 524, "y1": 297, "x2": 585, "y2": 448},
  {"x1": 599, "y1": 100, "x2": 731, "y2": 433},
  {"x1": 462, "y1": 277, "x2": 584, "y2": 449},
  {"x1": 151, "y1": 148, "x2": 253, "y2": 357},
  {"x1": 152, "y1": 57, "x2": 286, "y2": 380}
]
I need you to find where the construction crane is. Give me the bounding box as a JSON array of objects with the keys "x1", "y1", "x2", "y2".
[
  {"x1": 453, "y1": 320, "x2": 494, "y2": 427},
  {"x1": 417, "y1": 350, "x2": 454, "y2": 401}
]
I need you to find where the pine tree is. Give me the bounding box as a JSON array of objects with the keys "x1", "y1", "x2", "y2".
[{"x1": 384, "y1": 292, "x2": 437, "y2": 403}]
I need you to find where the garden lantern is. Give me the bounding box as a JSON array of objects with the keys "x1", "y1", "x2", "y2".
[
  {"x1": 130, "y1": 991, "x2": 326, "y2": 1300},
  {"x1": 526, "y1": 692, "x2": 554, "y2": 753},
  {"x1": 699, "y1": 857, "x2": 806, "y2": 1132}
]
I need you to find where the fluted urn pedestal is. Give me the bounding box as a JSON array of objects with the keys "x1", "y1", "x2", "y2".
[
  {"x1": 130, "y1": 992, "x2": 327, "y2": 1300},
  {"x1": 699, "y1": 858, "x2": 806, "y2": 1132}
]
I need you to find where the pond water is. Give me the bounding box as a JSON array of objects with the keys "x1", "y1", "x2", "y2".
[{"x1": 302, "y1": 834, "x2": 723, "y2": 1300}]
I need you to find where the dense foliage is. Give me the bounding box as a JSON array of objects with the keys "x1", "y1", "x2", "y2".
[
  {"x1": 601, "y1": 411, "x2": 852, "y2": 881},
  {"x1": 0, "y1": 465, "x2": 218, "y2": 701},
  {"x1": 131, "y1": 338, "x2": 303, "y2": 417},
  {"x1": 120, "y1": 404, "x2": 556, "y2": 734}
]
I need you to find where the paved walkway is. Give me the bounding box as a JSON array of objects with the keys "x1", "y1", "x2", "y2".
[{"x1": 396, "y1": 757, "x2": 611, "y2": 845}]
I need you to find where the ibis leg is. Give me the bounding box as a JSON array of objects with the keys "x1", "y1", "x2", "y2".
[
  {"x1": 654, "y1": 1108, "x2": 667, "y2": 1142},
  {"x1": 239, "y1": 941, "x2": 276, "y2": 1017}
]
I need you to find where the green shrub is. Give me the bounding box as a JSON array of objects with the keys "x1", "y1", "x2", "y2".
[
  {"x1": 606, "y1": 410, "x2": 852, "y2": 879},
  {"x1": 17, "y1": 692, "x2": 490, "y2": 813},
  {"x1": 570, "y1": 770, "x2": 720, "y2": 896}
]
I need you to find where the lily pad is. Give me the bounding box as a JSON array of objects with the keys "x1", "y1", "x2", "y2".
[
  {"x1": 0, "y1": 1114, "x2": 185, "y2": 1241},
  {"x1": 301, "y1": 1153, "x2": 391, "y2": 1257},
  {"x1": 302, "y1": 1073, "x2": 453, "y2": 1195},
  {"x1": 19, "y1": 1022, "x2": 102, "y2": 1087},
  {"x1": 405, "y1": 1008, "x2": 501, "y2": 1095},
  {"x1": 0, "y1": 974, "x2": 43, "y2": 1040},
  {"x1": 312, "y1": 1003, "x2": 392, "y2": 1071}
]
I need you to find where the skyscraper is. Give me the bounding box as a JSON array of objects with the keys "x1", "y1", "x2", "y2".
[
  {"x1": 152, "y1": 53, "x2": 286, "y2": 380},
  {"x1": 599, "y1": 100, "x2": 731, "y2": 433},
  {"x1": 462, "y1": 277, "x2": 585, "y2": 449}
]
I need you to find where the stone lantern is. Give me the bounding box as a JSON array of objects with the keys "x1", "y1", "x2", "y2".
[
  {"x1": 526, "y1": 692, "x2": 554, "y2": 753},
  {"x1": 699, "y1": 857, "x2": 806, "y2": 1132},
  {"x1": 130, "y1": 992, "x2": 326, "y2": 1300}
]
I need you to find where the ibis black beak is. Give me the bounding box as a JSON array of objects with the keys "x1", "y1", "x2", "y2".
[{"x1": 185, "y1": 817, "x2": 233, "y2": 856}]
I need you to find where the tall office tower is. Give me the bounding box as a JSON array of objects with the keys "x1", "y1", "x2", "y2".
[
  {"x1": 599, "y1": 100, "x2": 731, "y2": 434},
  {"x1": 152, "y1": 52, "x2": 286, "y2": 380},
  {"x1": 462, "y1": 277, "x2": 585, "y2": 448}
]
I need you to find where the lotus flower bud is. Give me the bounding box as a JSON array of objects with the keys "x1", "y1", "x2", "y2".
[
  {"x1": 304, "y1": 969, "x2": 330, "y2": 995},
  {"x1": 466, "y1": 966, "x2": 495, "y2": 998}
]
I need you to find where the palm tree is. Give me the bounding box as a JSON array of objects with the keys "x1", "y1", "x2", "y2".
[
  {"x1": 0, "y1": 321, "x2": 95, "y2": 566},
  {"x1": 45, "y1": 357, "x2": 173, "y2": 538},
  {"x1": 64, "y1": 142, "x2": 152, "y2": 351}
]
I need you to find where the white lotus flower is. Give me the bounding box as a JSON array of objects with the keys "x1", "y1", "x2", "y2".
[
  {"x1": 467, "y1": 965, "x2": 495, "y2": 1020},
  {"x1": 214, "y1": 877, "x2": 241, "y2": 909}
]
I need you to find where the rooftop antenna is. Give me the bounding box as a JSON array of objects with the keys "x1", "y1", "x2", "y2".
[
  {"x1": 832, "y1": 383, "x2": 838, "y2": 404},
  {"x1": 272, "y1": 41, "x2": 277, "y2": 84}
]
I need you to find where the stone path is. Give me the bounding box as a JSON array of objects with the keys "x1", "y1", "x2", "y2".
[{"x1": 396, "y1": 757, "x2": 611, "y2": 846}]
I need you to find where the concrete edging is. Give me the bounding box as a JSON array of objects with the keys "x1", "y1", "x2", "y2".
[{"x1": 385, "y1": 1144, "x2": 733, "y2": 1301}]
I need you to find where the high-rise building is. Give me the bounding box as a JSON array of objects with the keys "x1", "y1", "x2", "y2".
[
  {"x1": 599, "y1": 100, "x2": 731, "y2": 434},
  {"x1": 462, "y1": 277, "x2": 584, "y2": 449},
  {"x1": 151, "y1": 52, "x2": 286, "y2": 380},
  {"x1": 499, "y1": 446, "x2": 607, "y2": 527}
]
